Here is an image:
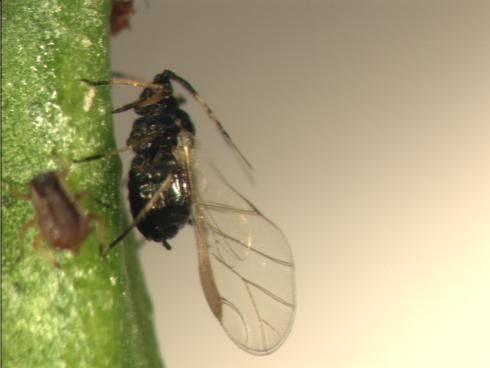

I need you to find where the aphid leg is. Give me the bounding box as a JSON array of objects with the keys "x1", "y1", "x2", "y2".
[
  {"x1": 81, "y1": 78, "x2": 165, "y2": 113},
  {"x1": 7, "y1": 186, "x2": 34, "y2": 261},
  {"x1": 51, "y1": 156, "x2": 107, "y2": 257},
  {"x1": 9, "y1": 188, "x2": 31, "y2": 201},
  {"x1": 87, "y1": 213, "x2": 106, "y2": 256},
  {"x1": 17, "y1": 218, "x2": 36, "y2": 262},
  {"x1": 112, "y1": 100, "x2": 143, "y2": 114},
  {"x1": 71, "y1": 191, "x2": 107, "y2": 256},
  {"x1": 6, "y1": 178, "x2": 54, "y2": 264},
  {"x1": 162, "y1": 240, "x2": 172, "y2": 250},
  {"x1": 162, "y1": 70, "x2": 253, "y2": 170},
  {"x1": 2, "y1": 178, "x2": 31, "y2": 201},
  {"x1": 82, "y1": 78, "x2": 163, "y2": 90},
  {"x1": 126, "y1": 93, "x2": 165, "y2": 112},
  {"x1": 71, "y1": 146, "x2": 132, "y2": 164},
  {"x1": 55, "y1": 166, "x2": 70, "y2": 181},
  {"x1": 32, "y1": 232, "x2": 59, "y2": 268}
]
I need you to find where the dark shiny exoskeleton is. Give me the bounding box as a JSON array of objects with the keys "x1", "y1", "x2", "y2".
[
  {"x1": 127, "y1": 71, "x2": 196, "y2": 249},
  {"x1": 80, "y1": 70, "x2": 296, "y2": 354}
]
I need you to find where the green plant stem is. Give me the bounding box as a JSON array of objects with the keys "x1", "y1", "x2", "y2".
[{"x1": 2, "y1": 1, "x2": 163, "y2": 367}]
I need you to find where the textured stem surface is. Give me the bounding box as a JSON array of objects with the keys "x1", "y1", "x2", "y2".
[{"x1": 2, "y1": 1, "x2": 163, "y2": 367}]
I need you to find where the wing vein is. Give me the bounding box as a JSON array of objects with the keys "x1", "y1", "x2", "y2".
[
  {"x1": 201, "y1": 214, "x2": 293, "y2": 267},
  {"x1": 212, "y1": 253, "x2": 295, "y2": 308}
]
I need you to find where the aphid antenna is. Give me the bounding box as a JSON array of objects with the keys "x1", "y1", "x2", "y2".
[
  {"x1": 163, "y1": 70, "x2": 254, "y2": 172},
  {"x1": 82, "y1": 78, "x2": 166, "y2": 115}
]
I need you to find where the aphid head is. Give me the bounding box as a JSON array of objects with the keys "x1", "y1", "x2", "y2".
[
  {"x1": 135, "y1": 75, "x2": 175, "y2": 116},
  {"x1": 30, "y1": 171, "x2": 61, "y2": 196},
  {"x1": 152, "y1": 72, "x2": 174, "y2": 98}
]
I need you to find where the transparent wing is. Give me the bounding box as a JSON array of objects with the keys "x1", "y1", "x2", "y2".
[{"x1": 178, "y1": 132, "x2": 295, "y2": 355}]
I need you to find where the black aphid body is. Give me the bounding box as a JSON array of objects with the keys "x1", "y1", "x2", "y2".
[
  {"x1": 127, "y1": 71, "x2": 196, "y2": 249},
  {"x1": 79, "y1": 70, "x2": 296, "y2": 354}
]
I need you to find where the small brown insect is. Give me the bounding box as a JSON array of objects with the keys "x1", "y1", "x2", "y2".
[
  {"x1": 10, "y1": 169, "x2": 105, "y2": 266},
  {"x1": 111, "y1": 0, "x2": 135, "y2": 36}
]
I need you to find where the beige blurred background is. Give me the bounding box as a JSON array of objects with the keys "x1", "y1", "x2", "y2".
[{"x1": 111, "y1": 1, "x2": 490, "y2": 367}]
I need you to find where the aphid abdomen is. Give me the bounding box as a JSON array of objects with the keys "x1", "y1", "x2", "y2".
[{"x1": 128, "y1": 148, "x2": 191, "y2": 246}]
